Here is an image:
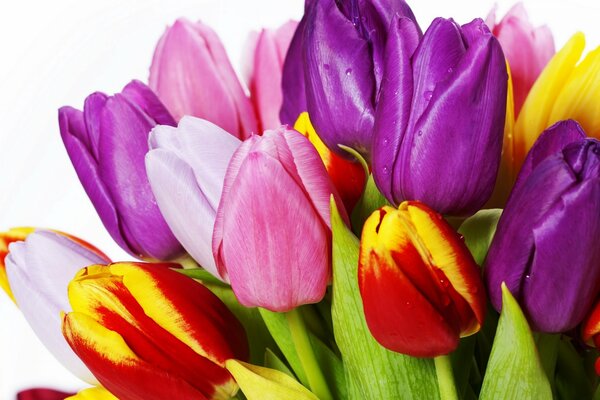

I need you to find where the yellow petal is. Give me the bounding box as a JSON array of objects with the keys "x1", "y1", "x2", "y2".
[
  {"x1": 550, "y1": 45, "x2": 600, "y2": 138},
  {"x1": 226, "y1": 359, "x2": 318, "y2": 400},
  {"x1": 294, "y1": 111, "x2": 332, "y2": 166},
  {"x1": 514, "y1": 32, "x2": 585, "y2": 168},
  {"x1": 65, "y1": 386, "x2": 118, "y2": 400},
  {"x1": 0, "y1": 227, "x2": 35, "y2": 303}
]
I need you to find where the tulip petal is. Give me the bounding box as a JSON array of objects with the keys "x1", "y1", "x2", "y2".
[
  {"x1": 218, "y1": 152, "x2": 329, "y2": 311},
  {"x1": 97, "y1": 95, "x2": 181, "y2": 260},
  {"x1": 6, "y1": 231, "x2": 107, "y2": 383},
  {"x1": 0, "y1": 227, "x2": 34, "y2": 302},
  {"x1": 17, "y1": 388, "x2": 75, "y2": 400},
  {"x1": 59, "y1": 107, "x2": 126, "y2": 253},
  {"x1": 121, "y1": 80, "x2": 176, "y2": 126},
  {"x1": 63, "y1": 312, "x2": 209, "y2": 400},
  {"x1": 514, "y1": 33, "x2": 585, "y2": 167},
  {"x1": 303, "y1": 0, "x2": 375, "y2": 155},
  {"x1": 372, "y1": 15, "x2": 421, "y2": 201},
  {"x1": 149, "y1": 19, "x2": 257, "y2": 138},
  {"x1": 401, "y1": 19, "x2": 507, "y2": 215},
  {"x1": 65, "y1": 387, "x2": 117, "y2": 400}
]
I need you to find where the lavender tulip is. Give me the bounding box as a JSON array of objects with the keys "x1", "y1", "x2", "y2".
[
  {"x1": 59, "y1": 81, "x2": 183, "y2": 260},
  {"x1": 145, "y1": 117, "x2": 241, "y2": 279},
  {"x1": 212, "y1": 127, "x2": 346, "y2": 311},
  {"x1": 485, "y1": 120, "x2": 600, "y2": 332},
  {"x1": 372, "y1": 17, "x2": 508, "y2": 216},
  {"x1": 6, "y1": 230, "x2": 109, "y2": 383},
  {"x1": 281, "y1": 0, "x2": 420, "y2": 156}
]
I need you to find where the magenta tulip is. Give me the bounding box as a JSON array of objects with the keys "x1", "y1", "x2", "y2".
[
  {"x1": 212, "y1": 127, "x2": 346, "y2": 311},
  {"x1": 149, "y1": 18, "x2": 258, "y2": 139}
]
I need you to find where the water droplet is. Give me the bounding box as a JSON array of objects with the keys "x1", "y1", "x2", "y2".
[
  {"x1": 447, "y1": 67, "x2": 454, "y2": 74},
  {"x1": 423, "y1": 91, "x2": 433, "y2": 101},
  {"x1": 383, "y1": 166, "x2": 389, "y2": 174},
  {"x1": 394, "y1": 90, "x2": 399, "y2": 95},
  {"x1": 345, "y1": 68, "x2": 352, "y2": 76},
  {"x1": 525, "y1": 274, "x2": 531, "y2": 280},
  {"x1": 324, "y1": 63, "x2": 330, "y2": 70},
  {"x1": 417, "y1": 130, "x2": 423, "y2": 137},
  {"x1": 383, "y1": 139, "x2": 389, "y2": 146}
]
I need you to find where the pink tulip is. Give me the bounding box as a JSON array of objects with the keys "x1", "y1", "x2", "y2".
[
  {"x1": 149, "y1": 18, "x2": 258, "y2": 139},
  {"x1": 244, "y1": 20, "x2": 298, "y2": 131},
  {"x1": 212, "y1": 127, "x2": 346, "y2": 312},
  {"x1": 487, "y1": 3, "x2": 555, "y2": 114}
]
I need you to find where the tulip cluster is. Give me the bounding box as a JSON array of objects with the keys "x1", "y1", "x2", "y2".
[{"x1": 4, "y1": 0, "x2": 600, "y2": 399}]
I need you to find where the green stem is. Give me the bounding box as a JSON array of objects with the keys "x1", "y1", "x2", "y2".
[
  {"x1": 434, "y1": 355, "x2": 459, "y2": 400},
  {"x1": 174, "y1": 254, "x2": 200, "y2": 269},
  {"x1": 286, "y1": 308, "x2": 334, "y2": 400}
]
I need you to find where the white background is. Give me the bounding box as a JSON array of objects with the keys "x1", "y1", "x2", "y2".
[{"x1": 0, "y1": 0, "x2": 599, "y2": 398}]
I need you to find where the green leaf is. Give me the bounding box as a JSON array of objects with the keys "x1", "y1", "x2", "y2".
[
  {"x1": 175, "y1": 267, "x2": 228, "y2": 287},
  {"x1": 259, "y1": 308, "x2": 309, "y2": 387},
  {"x1": 350, "y1": 174, "x2": 390, "y2": 235},
  {"x1": 203, "y1": 283, "x2": 277, "y2": 365},
  {"x1": 480, "y1": 283, "x2": 552, "y2": 399},
  {"x1": 458, "y1": 209, "x2": 502, "y2": 265},
  {"x1": 265, "y1": 348, "x2": 294, "y2": 378},
  {"x1": 311, "y1": 334, "x2": 347, "y2": 400},
  {"x1": 450, "y1": 336, "x2": 477, "y2": 399},
  {"x1": 330, "y1": 198, "x2": 439, "y2": 400},
  {"x1": 555, "y1": 338, "x2": 594, "y2": 400}
]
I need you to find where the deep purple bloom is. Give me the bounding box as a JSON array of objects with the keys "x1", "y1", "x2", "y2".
[
  {"x1": 280, "y1": 0, "x2": 420, "y2": 157},
  {"x1": 485, "y1": 120, "x2": 600, "y2": 333},
  {"x1": 372, "y1": 17, "x2": 508, "y2": 216},
  {"x1": 59, "y1": 80, "x2": 183, "y2": 260}
]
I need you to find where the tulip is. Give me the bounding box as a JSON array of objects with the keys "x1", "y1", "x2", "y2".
[
  {"x1": 358, "y1": 201, "x2": 486, "y2": 357},
  {"x1": 62, "y1": 262, "x2": 249, "y2": 400},
  {"x1": 582, "y1": 298, "x2": 600, "y2": 374},
  {"x1": 0, "y1": 227, "x2": 34, "y2": 302},
  {"x1": 149, "y1": 18, "x2": 258, "y2": 138},
  {"x1": 17, "y1": 389, "x2": 75, "y2": 400},
  {"x1": 485, "y1": 120, "x2": 600, "y2": 332},
  {"x1": 487, "y1": 3, "x2": 555, "y2": 114},
  {"x1": 66, "y1": 387, "x2": 117, "y2": 400},
  {"x1": 145, "y1": 117, "x2": 241, "y2": 279},
  {"x1": 213, "y1": 127, "x2": 346, "y2": 311},
  {"x1": 373, "y1": 17, "x2": 507, "y2": 216},
  {"x1": 513, "y1": 33, "x2": 600, "y2": 170},
  {"x1": 5, "y1": 230, "x2": 109, "y2": 383},
  {"x1": 282, "y1": 0, "x2": 420, "y2": 156},
  {"x1": 59, "y1": 80, "x2": 183, "y2": 261},
  {"x1": 293, "y1": 112, "x2": 366, "y2": 212},
  {"x1": 244, "y1": 20, "x2": 298, "y2": 131}
]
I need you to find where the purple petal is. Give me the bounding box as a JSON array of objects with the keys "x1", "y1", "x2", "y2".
[
  {"x1": 6, "y1": 231, "x2": 108, "y2": 383},
  {"x1": 280, "y1": 14, "x2": 309, "y2": 126},
  {"x1": 121, "y1": 80, "x2": 176, "y2": 126},
  {"x1": 372, "y1": 16, "x2": 421, "y2": 201}
]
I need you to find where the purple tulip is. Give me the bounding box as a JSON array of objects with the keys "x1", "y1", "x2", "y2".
[
  {"x1": 280, "y1": 0, "x2": 420, "y2": 156},
  {"x1": 59, "y1": 81, "x2": 183, "y2": 260},
  {"x1": 146, "y1": 117, "x2": 241, "y2": 280},
  {"x1": 372, "y1": 17, "x2": 508, "y2": 216},
  {"x1": 485, "y1": 120, "x2": 600, "y2": 333},
  {"x1": 212, "y1": 127, "x2": 346, "y2": 312}
]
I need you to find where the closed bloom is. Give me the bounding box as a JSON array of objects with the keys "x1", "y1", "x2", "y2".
[
  {"x1": 62, "y1": 262, "x2": 249, "y2": 400},
  {"x1": 294, "y1": 112, "x2": 366, "y2": 212},
  {"x1": 146, "y1": 117, "x2": 241, "y2": 279},
  {"x1": 17, "y1": 389, "x2": 75, "y2": 400},
  {"x1": 59, "y1": 80, "x2": 183, "y2": 261},
  {"x1": 0, "y1": 227, "x2": 34, "y2": 302},
  {"x1": 485, "y1": 120, "x2": 600, "y2": 332},
  {"x1": 487, "y1": 3, "x2": 555, "y2": 114},
  {"x1": 513, "y1": 33, "x2": 600, "y2": 171},
  {"x1": 282, "y1": 0, "x2": 420, "y2": 156},
  {"x1": 213, "y1": 127, "x2": 346, "y2": 312},
  {"x1": 358, "y1": 202, "x2": 486, "y2": 357},
  {"x1": 5, "y1": 230, "x2": 109, "y2": 383},
  {"x1": 150, "y1": 18, "x2": 258, "y2": 138},
  {"x1": 372, "y1": 17, "x2": 508, "y2": 216},
  {"x1": 244, "y1": 20, "x2": 298, "y2": 131}
]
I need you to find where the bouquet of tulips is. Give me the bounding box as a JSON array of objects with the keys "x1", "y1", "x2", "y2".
[{"x1": 5, "y1": 0, "x2": 600, "y2": 399}]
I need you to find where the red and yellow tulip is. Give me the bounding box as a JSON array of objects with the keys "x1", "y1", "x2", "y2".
[
  {"x1": 358, "y1": 202, "x2": 486, "y2": 357},
  {"x1": 62, "y1": 262, "x2": 249, "y2": 400}
]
